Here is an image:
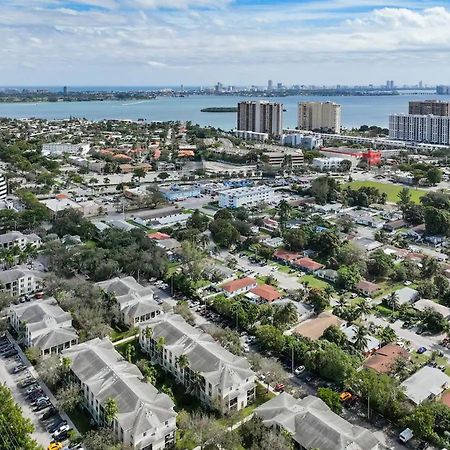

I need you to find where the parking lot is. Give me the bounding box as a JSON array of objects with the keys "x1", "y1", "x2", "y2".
[{"x1": 0, "y1": 335, "x2": 74, "y2": 450}]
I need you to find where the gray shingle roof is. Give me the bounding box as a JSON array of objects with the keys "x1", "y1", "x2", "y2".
[
  {"x1": 141, "y1": 313, "x2": 255, "y2": 392},
  {"x1": 62, "y1": 338, "x2": 176, "y2": 437},
  {"x1": 255, "y1": 393, "x2": 386, "y2": 450},
  {"x1": 0, "y1": 267, "x2": 43, "y2": 284}
]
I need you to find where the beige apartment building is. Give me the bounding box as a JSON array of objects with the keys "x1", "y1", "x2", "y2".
[{"x1": 298, "y1": 101, "x2": 341, "y2": 134}]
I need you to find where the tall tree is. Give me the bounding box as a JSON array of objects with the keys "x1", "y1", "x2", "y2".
[{"x1": 103, "y1": 398, "x2": 119, "y2": 427}]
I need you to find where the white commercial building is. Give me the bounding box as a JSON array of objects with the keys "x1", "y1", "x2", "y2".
[
  {"x1": 234, "y1": 130, "x2": 269, "y2": 142},
  {"x1": 389, "y1": 114, "x2": 450, "y2": 145},
  {"x1": 63, "y1": 338, "x2": 177, "y2": 450},
  {"x1": 0, "y1": 231, "x2": 41, "y2": 250},
  {"x1": 312, "y1": 157, "x2": 346, "y2": 171},
  {"x1": 42, "y1": 142, "x2": 90, "y2": 156},
  {"x1": 218, "y1": 185, "x2": 275, "y2": 208},
  {"x1": 298, "y1": 102, "x2": 341, "y2": 134},
  {"x1": 139, "y1": 313, "x2": 256, "y2": 414},
  {"x1": 237, "y1": 101, "x2": 283, "y2": 136}
]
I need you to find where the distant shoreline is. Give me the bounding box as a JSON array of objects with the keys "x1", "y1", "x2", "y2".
[{"x1": 201, "y1": 107, "x2": 237, "y2": 113}]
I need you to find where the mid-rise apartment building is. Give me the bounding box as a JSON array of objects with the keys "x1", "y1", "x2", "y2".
[
  {"x1": 409, "y1": 100, "x2": 450, "y2": 116},
  {"x1": 312, "y1": 157, "x2": 347, "y2": 171},
  {"x1": 9, "y1": 297, "x2": 78, "y2": 357},
  {"x1": 298, "y1": 102, "x2": 341, "y2": 134},
  {"x1": 262, "y1": 150, "x2": 304, "y2": 169},
  {"x1": 42, "y1": 142, "x2": 90, "y2": 156},
  {"x1": 0, "y1": 231, "x2": 41, "y2": 250},
  {"x1": 218, "y1": 185, "x2": 275, "y2": 208},
  {"x1": 0, "y1": 266, "x2": 43, "y2": 297},
  {"x1": 139, "y1": 313, "x2": 256, "y2": 414},
  {"x1": 96, "y1": 276, "x2": 161, "y2": 326},
  {"x1": 63, "y1": 338, "x2": 177, "y2": 450},
  {"x1": 237, "y1": 101, "x2": 283, "y2": 136},
  {"x1": 389, "y1": 114, "x2": 450, "y2": 145}
]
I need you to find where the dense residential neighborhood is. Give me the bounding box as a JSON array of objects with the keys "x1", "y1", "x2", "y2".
[{"x1": 1, "y1": 116, "x2": 450, "y2": 450}]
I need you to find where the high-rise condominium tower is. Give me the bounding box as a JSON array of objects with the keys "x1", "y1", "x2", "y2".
[
  {"x1": 408, "y1": 100, "x2": 450, "y2": 116},
  {"x1": 237, "y1": 101, "x2": 283, "y2": 136},
  {"x1": 297, "y1": 101, "x2": 341, "y2": 134}
]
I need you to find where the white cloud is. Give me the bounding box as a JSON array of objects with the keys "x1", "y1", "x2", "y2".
[{"x1": 0, "y1": 1, "x2": 450, "y2": 84}]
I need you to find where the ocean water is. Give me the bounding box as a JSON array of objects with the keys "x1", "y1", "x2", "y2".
[{"x1": 1, "y1": 92, "x2": 449, "y2": 129}]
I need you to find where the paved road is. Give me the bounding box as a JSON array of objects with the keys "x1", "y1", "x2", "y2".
[{"x1": 0, "y1": 342, "x2": 51, "y2": 448}]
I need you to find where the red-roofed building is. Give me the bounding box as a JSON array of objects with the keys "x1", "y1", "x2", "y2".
[
  {"x1": 292, "y1": 257, "x2": 325, "y2": 273},
  {"x1": 249, "y1": 284, "x2": 282, "y2": 303},
  {"x1": 178, "y1": 150, "x2": 195, "y2": 157},
  {"x1": 363, "y1": 343, "x2": 409, "y2": 374},
  {"x1": 274, "y1": 250, "x2": 303, "y2": 264},
  {"x1": 221, "y1": 277, "x2": 257, "y2": 297},
  {"x1": 147, "y1": 232, "x2": 171, "y2": 240},
  {"x1": 356, "y1": 279, "x2": 381, "y2": 297},
  {"x1": 55, "y1": 193, "x2": 69, "y2": 200}
]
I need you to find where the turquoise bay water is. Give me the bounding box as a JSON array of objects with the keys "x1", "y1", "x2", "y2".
[{"x1": 1, "y1": 93, "x2": 450, "y2": 129}]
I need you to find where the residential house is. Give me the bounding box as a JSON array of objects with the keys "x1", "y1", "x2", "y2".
[
  {"x1": 139, "y1": 313, "x2": 256, "y2": 413},
  {"x1": 273, "y1": 249, "x2": 302, "y2": 265},
  {"x1": 383, "y1": 219, "x2": 407, "y2": 232},
  {"x1": 0, "y1": 266, "x2": 43, "y2": 297},
  {"x1": 271, "y1": 299, "x2": 314, "y2": 322},
  {"x1": 96, "y1": 277, "x2": 161, "y2": 326},
  {"x1": 342, "y1": 325, "x2": 380, "y2": 356},
  {"x1": 221, "y1": 277, "x2": 257, "y2": 297},
  {"x1": 246, "y1": 284, "x2": 282, "y2": 304},
  {"x1": 316, "y1": 269, "x2": 338, "y2": 283},
  {"x1": 414, "y1": 299, "x2": 450, "y2": 319},
  {"x1": 147, "y1": 232, "x2": 171, "y2": 241},
  {"x1": 156, "y1": 238, "x2": 183, "y2": 259},
  {"x1": 294, "y1": 312, "x2": 346, "y2": 340},
  {"x1": 292, "y1": 257, "x2": 325, "y2": 273},
  {"x1": 388, "y1": 287, "x2": 419, "y2": 306},
  {"x1": 401, "y1": 366, "x2": 450, "y2": 405},
  {"x1": 356, "y1": 280, "x2": 381, "y2": 297},
  {"x1": 63, "y1": 338, "x2": 176, "y2": 450},
  {"x1": 8, "y1": 298, "x2": 78, "y2": 357},
  {"x1": 254, "y1": 393, "x2": 386, "y2": 450},
  {"x1": 353, "y1": 237, "x2": 383, "y2": 252},
  {"x1": 107, "y1": 219, "x2": 137, "y2": 232},
  {"x1": 363, "y1": 343, "x2": 410, "y2": 374}
]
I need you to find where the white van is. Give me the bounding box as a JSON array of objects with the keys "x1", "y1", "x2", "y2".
[{"x1": 399, "y1": 428, "x2": 413, "y2": 443}]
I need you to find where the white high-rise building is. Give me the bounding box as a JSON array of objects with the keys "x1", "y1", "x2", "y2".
[
  {"x1": 389, "y1": 114, "x2": 450, "y2": 145},
  {"x1": 0, "y1": 174, "x2": 7, "y2": 200},
  {"x1": 237, "y1": 101, "x2": 283, "y2": 136},
  {"x1": 298, "y1": 102, "x2": 341, "y2": 134}
]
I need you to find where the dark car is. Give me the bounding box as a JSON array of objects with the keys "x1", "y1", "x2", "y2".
[
  {"x1": 34, "y1": 400, "x2": 51, "y2": 412},
  {"x1": 48, "y1": 420, "x2": 67, "y2": 434},
  {"x1": 3, "y1": 349, "x2": 18, "y2": 358},
  {"x1": 20, "y1": 378, "x2": 36, "y2": 388},
  {"x1": 41, "y1": 407, "x2": 58, "y2": 421}
]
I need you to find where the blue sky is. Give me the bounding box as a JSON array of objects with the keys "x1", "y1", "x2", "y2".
[{"x1": 0, "y1": 0, "x2": 450, "y2": 86}]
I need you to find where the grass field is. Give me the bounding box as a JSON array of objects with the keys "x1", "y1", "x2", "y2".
[
  {"x1": 299, "y1": 274, "x2": 330, "y2": 290},
  {"x1": 342, "y1": 180, "x2": 427, "y2": 204}
]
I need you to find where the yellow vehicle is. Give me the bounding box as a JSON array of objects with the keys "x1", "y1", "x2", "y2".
[
  {"x1": 47, "y1": 442, "x2": 63, "y2": 450},
  {"x1": 339, "y1": 391, "x2": 352, "y2": 402}
]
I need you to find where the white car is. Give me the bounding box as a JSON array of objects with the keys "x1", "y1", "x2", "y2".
[
  {"x1": 53, "y1": 424, "x2": 70, "y2": 438},
  {"x1": 294, "y1": 365, "x2": 305, "y2": 376}
]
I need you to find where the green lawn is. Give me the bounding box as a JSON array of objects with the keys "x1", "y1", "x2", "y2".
[
  {"x1": 342, "y1": 180, "x2": 427, "y2": 203},
  {"x1": 68, "y1": 405, "x2": 92, "y2": 435},
  {"x1": 110, "y1": 326, "x2": 138, "y2": 342},
  {"x1": 299, "y1": 275, "x2": 330, "y2": 290}
]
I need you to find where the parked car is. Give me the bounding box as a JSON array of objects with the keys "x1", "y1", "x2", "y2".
[
  {"x1": 19, "y1": 377, "x2": 35, "y2": 388},
  {"x1": 275, "y1": 383, "x2": 285, "y2": 392},
  {"x1": 12, "y1": 364, "x2": 26, "y2": 374},
  {"x1": 47, "y1": 443, "x2": 63, "y2": 450},
  {"x1": 339, "y1": 392, "x2": 352, "y2": 402},
  {"x1": 49, "y1": 420, "x2": 67, "y2": 434},
  {"x1": 34, "y1": 400, "x2": 52, "y2": 412},
  {"x1": 25, "y1": 384, "x2": 40, "y2": 395},
  {"x1": 53, "y1": 424, "x2": 71, "y2": 440},
  {"x1": 294, "y1": 365, "x2": 305, "y2": 376},
  {"x1": 41, "y1": 407, "x2": 58, "y2": 420},
  {"x1": 3, "y1": 349, "x2": 18, "y2": 358},
  {"x1": 417, "y1": 346, "x2": 427, "y2": 354}
]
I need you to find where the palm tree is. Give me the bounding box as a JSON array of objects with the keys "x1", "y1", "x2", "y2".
[
  {"x1": 176, "y1": 354, "x2": 189, "y2": 383},
  {"x1": 145, "y1": 365, "x2": 158, "y2": 384},
  {"x1": 103, "y1": 398, "x2": 118, "y2": 427},
  {"x1": 355, "y1": 298, "x2": 371, "y2": 319},
  {"x1": 386, "y1": 292, "x2": 399, "y2": 312},
  {"x1": 379, "y1": 326, "x2": 397, "y2": 345},
  {"x1": 125, "y1": 343, "x2": 135, "y2": 363},
  {"x1": 353, "y1": 325, "x2": 369, "y2": 353},
  {"x1": 62, "y1": 356, "x2": 72, "y2": 373},
  {"x1": 189, "y1": 371, "x2": 204, "y2": 397},
  {"x1": 323, "y1": 285, "x2": 335, "y2": 300},
  {"x1": 336, "y1": 297, "x2": 348, "y2": 309},
  {"x1": 156, "y1": 336, "x2": 166, "y2": 359},
  {"x1": 144, "y1": 326, "x2": 153, "y2": 339}
]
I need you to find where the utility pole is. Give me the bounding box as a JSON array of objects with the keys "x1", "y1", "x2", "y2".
[{"x1": 291, "y1": 345, "x2": 295, "y2": 373}]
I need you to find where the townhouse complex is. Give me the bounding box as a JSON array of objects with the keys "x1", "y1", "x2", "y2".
[{"x1": 139, "y1": 313, "x2": 256, "y2": 413}]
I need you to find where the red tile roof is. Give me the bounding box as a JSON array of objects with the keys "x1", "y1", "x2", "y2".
[
  {"x1": 292, "y1": 257, "x2": 325, "y2": 271},
  {"x1": 250, "y1": 284, "x2": 282, "y2": 302},
  {"x1": 147, "y1": 232, "x2": 171, "y2": 240},
  {"x1": 356, "y1": 279, "x2": 380, "y2": 293},
  {"x1": 441, "y1": 391, "x2": 450, "y2": 408},
  {"x1": 222, "y1": 277, "x2": 257, "y2": 293},
  {"x1": 274, "y1": 250, "x2": 302, "y2": 262},
  {"x1": 363, "y1": 343, "x2": 409, "y2": 374}
]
